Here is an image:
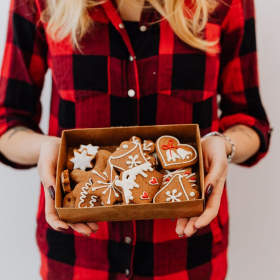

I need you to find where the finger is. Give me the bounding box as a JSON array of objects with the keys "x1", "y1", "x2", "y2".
[
  {"x1": 87, "y1": 222, "x2": 99, "y2": 233},
  {"x1": 184, "y1": 217, "x2": 198, "y2": 237},
  {"x1": 195, "y1": 178, "x2": 225, "y2": 229},
  {"x1": 175, "y1": 218, "x2": 189, "y2": 236},
  {"x1": 68, "y1": 223, "x2": 93, "y2": 237}
]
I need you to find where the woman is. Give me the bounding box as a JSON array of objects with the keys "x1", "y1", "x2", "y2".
[{"x1": 0, "y1": 0, "x2": 270, "y2": 279}]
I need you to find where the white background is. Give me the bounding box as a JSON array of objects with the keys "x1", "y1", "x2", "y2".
[{"x1": 0, "y1": 1, "x2": 279, "y2": 279}]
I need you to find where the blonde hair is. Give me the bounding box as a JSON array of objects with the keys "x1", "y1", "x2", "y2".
[{"x1": 43, "y1": 0, "x2": 219, "y2": 52}]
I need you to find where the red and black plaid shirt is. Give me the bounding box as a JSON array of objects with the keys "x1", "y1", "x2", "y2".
[{"x1": 0, "y1": 0, "x2": 270, "y2": 279}]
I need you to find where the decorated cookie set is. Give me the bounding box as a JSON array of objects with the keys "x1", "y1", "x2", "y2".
[{"x1": 61, "y1": 136, "x2": 200, "y2": 208}]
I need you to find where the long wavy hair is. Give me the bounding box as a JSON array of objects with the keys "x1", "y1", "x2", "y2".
[{"x1": 43, "y1": 0, "x2": 219, "y2": 52}]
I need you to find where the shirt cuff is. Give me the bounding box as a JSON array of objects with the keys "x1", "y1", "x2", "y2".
[{"x1": 219, "y1": 113, "x2": 272, "y2": 167}]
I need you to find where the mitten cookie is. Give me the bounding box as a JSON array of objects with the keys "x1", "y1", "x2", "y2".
[
  {"x1": 156, "y1": 136, "x2": 197, "y2": 170},
  {"x1": 61, "y1": 169, "x2": 71, "y2": 193},
  {"x1": 115, "y1": 162, "x2": 163, "y2": 204},
  {"x1": 63, "y1": 192, "x2": 76, "y2": 208},
  {"x1": 153, "y1": 169, "x2": 200, "y2": 203}
]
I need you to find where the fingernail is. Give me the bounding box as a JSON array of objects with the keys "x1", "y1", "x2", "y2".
[
  {"x1": 58, "y1": 227, "x2": 67, "y2": 232},
  {"x1": 178, "y1": 234, "x2": 184, "y2": 238},
  {"x1": 92, "y1": 230, "x2": 98, "y2": 234},
  {"x1": 81, "y1": 232, "x2": 90, "y2": 237},
  {"x1": 199, "y1": 227, "x2": 204, "y2": 230},
  {"x1": 171, "y1": 218, "x2": 175, "y2": 222},
  {"x1": 206, "y1": 185, "x2": 213, "y2": 198},
  {"x1": 49, "y1": 186, "x2": 55, "y2": 200}
]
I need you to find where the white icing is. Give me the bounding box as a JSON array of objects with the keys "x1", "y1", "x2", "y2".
[
  {"x1": 157, "y1": 136, "x2": 197, "y2": 167},
  {"x1": 153, "y1": 172, "x2": 196, "y2": 203},
  {"x1": 143, "y1": 140, "x2": 153, "y2": 151},
  {"x1": 91, "y1": 169, "x2": 107, "y2": 180},
  {"x1": 70, "y1": 150, "x2": 93, "y2": 171},
  {"x1": 166, "y1": 149, "x2": 181, "y2": 162},
  {"x1": 132, "y1": 136, "x2": 140, "y2": 143},
  {"x1": 150, "y1": 152, "x2": 159, "y2": 165},
  {"x1": 123, "y1": 144, "x2": 129, "y2": 149},
  {"x1": 115, "y1": 162, "x2": 153, "y2": 204},
  {"x1": 78, "y1": 144, "x2": 99, "y2": 156},
  {"x1": 166, "y1": 189, "x2": 182, "y2": 202},
  {"x1": 190, "y1": 192, "x2": 195, "y2": 197},
  {"x1": 78, "y1": 178, "x2": 97, "y2": 208},
  {"x1": 177, "y1": 148, "x2": 192, "y2": 160},
  {"x1": 126, "y1": 155, "x2": 142, "y2": 168},
  {"x1": 91, "y1": 176, "x2": 121, "y2": 205}
]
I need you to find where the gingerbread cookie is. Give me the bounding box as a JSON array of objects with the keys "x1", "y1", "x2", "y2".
[
  {"x1": 153, "y1": 169, "x2": 200, "y2": 203},
  {"x1": 108, "y1": 141, "x2": 148, "y2": 172},
  {"x1": 156, "y1": 136, "x2": 197, "y2": 170},
  {"x1": 69, "y1": 149, "x2": 94, "y2": 171},
  {"x1": 63, "y1": 192, "x2": 76, "y2": 208},
  {"x1": 78, "y1": 144, "x2": 99, "y2": 156},
  {"x1": 115, "y1": 162, "x2": 163, "y2": 204},
  {"x1": 61, "y1": 169, "x2": 71, "y2": 193}
]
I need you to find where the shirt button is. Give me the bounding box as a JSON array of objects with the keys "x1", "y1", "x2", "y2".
[
  {"x1": 125, "y1": 236, "x2": 132, "y2": 244},
  {"x1": 140, "y1": 25, "x2": 147, "y2": 32},
  {"x1": 119, "y1": 23, "x2": 125, "y2": 29},
  {"x1": 128, "y1": 89, "x2": 135, "y2": 97},
  {"x1": 129, "y1": 55, "x2": 134, "y2": 61},
  {"x1": 125, "y1": 269, "x2": 130, "y2": 276}
]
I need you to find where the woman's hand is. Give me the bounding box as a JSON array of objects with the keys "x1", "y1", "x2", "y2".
[
  {"x1": 175, "y1": 136, "x2": 230, "y2": 237},
  {"x1": 37, "y1": 136, "x2": 99, "y2": 236}
]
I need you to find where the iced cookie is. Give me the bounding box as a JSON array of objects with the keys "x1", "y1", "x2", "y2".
[
  {"x1": 61, "y1": 169, "x2": 71, "y2": 193},
  {"x1": 153, "y1": 169, "x2": 200, "y2": 203},
  {"x1": 68, "y1": 149, "x2": 94, "y2": 171},
  {"x1": 155, "y1": 136, "x2": 197, "y2": 170},
  {"x1": 115, "y1": 162, "x2": 163, "y2": 204}
]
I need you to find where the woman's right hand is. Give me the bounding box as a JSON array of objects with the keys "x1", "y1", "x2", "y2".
[{"x1": 37, "y1": 136, "x2": 99, "y2": 236}]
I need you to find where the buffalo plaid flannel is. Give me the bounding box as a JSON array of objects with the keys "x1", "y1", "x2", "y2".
[{"x1": 0, "y1": 0, "x2": 270, "y2": 279}]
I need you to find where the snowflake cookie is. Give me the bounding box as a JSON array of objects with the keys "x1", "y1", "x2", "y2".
[
  {"x1": 155, "y1": 136, "x2": 198, "y2": 170},
  {"x1": 115, "y1": 162, "x2": 163, "y2": 204},
  {"x1": 153, "y1": 169, "x2": 200, "y2": 203},
  {"x1": 71, "y1": 150, "x2": 119, "y2": 207}
]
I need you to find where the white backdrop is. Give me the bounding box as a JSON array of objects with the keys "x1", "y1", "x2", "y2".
[{"x1": 0, "y1": 1, "x2": 279, "y2": 279}]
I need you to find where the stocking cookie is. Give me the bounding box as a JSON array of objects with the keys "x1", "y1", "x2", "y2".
[
  {"x1": 69, "y1": 149, "x2": 94, "y2": 171},
  {"x1": 153, "y1": 169, "x2": 200, "y2": 203},
  {"x1": 63, "y1": 192, "x2": 76, "y2": 208},
  {"x1": 61, "y1": 169, "x2": 71, "y2": 193},
  {"x1": 156, "y1": 136, "x2": 198, "y2": 170},
  {"x1": 115, "y1": 162, "x2": 163, "y2": 204}
]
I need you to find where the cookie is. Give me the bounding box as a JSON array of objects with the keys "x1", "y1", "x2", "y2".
[
  {"x1": 156, "y1": 136, "x2": 198, "y2": 170},
  {"x1": 109, "y1": 141, "x2": 148, "y2": 172},
  {"x1": 63, "y1": 192, "x2": 76, "y2": 208},
  {"x1": 115, "y1": 162, "x2": 163, "y2": 204},
  {"x1": 153, "y1": 169, "x2": 200, "y2": 203},
  {"x1": 78, "y1": 144, "x2": 99, "y2": 156},
  {"x1": 69, "y1": 149, "x2": 94, "y2": 171},
  {"x1": 61, "y1": 169, "x2": 71, "y2": 193}
]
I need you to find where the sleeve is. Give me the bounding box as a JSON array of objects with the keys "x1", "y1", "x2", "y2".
[
  {"x1": 0, "y1": 0, "x2": 48, "y2": 169},
  {"x1": 218, "y1": 0, "x2": 271, "y2": 167}
]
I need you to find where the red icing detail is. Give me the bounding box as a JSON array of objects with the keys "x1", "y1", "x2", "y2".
[
  {"x1": 165, "y1": 178, "x2": 170, "y2": 182},
  {"x1": 190, "y1": 177, "x2": 196, "y2": 181},
  {"x1": 185, "y1": 172, "x2": 190, "y2": 175},
  {"x1": 161, "y1": 139, "x2": 178, "y2": 156},
  {"x1": 140, "y1": 191, "x2": 150, "y2": 200},
  {"x1": 149, "y1": 177, "x2": 158, "y2": 185}
]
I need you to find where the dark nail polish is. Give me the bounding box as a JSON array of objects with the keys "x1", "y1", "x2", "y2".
[
  {"x1": 92, "y1": 230, "x2": 98, "y2": 234},
  {"x1": 49, "y1": 186, "x2": 55, "y2": 200},
  {"x1": 58, "y1": 227, "x2": 67, "y2": 232},
  {"x1": 171, "y1": 218, "x2": 175, "y2": 222},
  {"x1": 82, "y1": 233, "x2": 90, "y2": 237},
  {"x1": 206, "y1": 185, "x2": 213, "y2": 198}
]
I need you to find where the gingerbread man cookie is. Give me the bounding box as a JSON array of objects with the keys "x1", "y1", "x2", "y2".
[
  {"x1": 153, "y1": 169, "x2": 200, "y2": 203},
  {"x1": 115, "y1": 162, "x2": 163, "y2": 204},
  {"x1": 156, "y1": 136, "x2": 198, "y2": 170}
]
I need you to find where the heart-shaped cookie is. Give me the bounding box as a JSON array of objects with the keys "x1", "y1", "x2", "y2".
[{"x1": 156, "y1": 136, "x2": 198, "y2": 169}]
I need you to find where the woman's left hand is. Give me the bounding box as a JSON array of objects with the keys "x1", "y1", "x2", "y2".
[{"x1": 175, "y1": 136, "x2": 230, "y2": 237}]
